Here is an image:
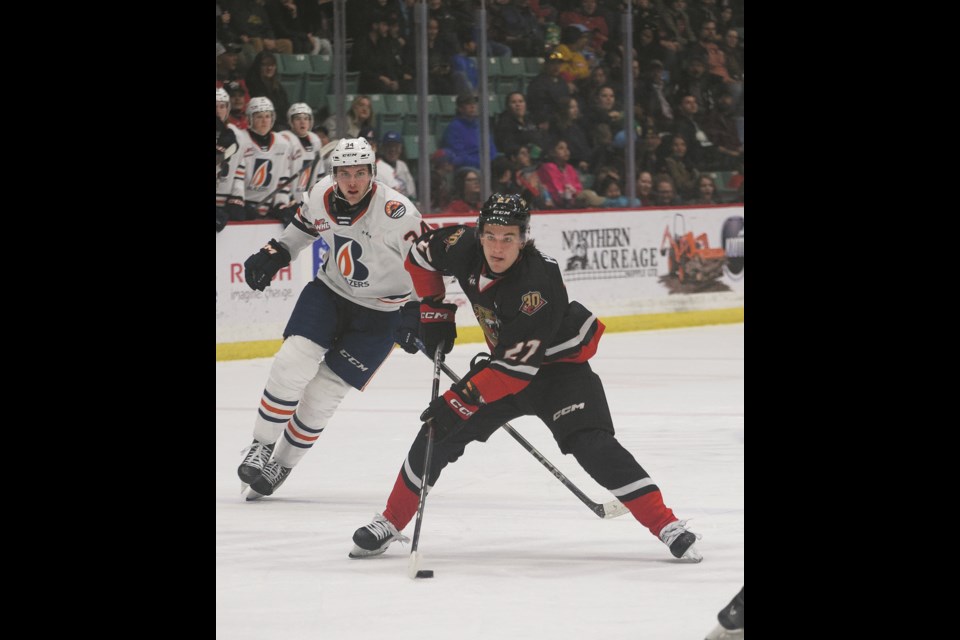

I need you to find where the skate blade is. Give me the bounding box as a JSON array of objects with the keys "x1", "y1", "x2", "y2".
[{"x1": 244, "y1": 486, "x2": 265, "y2": 501}]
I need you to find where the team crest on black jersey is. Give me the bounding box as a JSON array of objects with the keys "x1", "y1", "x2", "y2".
[
  {"x1": 444, "y1": 228, "x2": 466, "y2": 250},
  {"x1": 520, "y1": 291, "x2": 547, "y2": 316},
  {"x1": 384, "y1": 200, "x2": 406, "y2": 219},
  {"x1": 334, "y1": 234, "x2": 370, "y2": 286},
  {"x1": 473, "y1": 304, "x2": 500, "y2": 345}
]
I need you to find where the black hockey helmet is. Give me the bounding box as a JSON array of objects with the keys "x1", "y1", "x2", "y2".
[{"x1": 477, "y1": 193, "x2": 531, "y2": 235}]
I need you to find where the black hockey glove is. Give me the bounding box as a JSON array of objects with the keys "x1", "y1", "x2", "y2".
[
  {"x1": 225, "y1": 197, "x2": 246, "y2": 222},
  {"x1": 419, "y1": 299, "x2": 457, "y2": 357},
  {"x1": 244, "y1": 239, "x2": 291, "y2": 291},
  {"x1": 395, "y1": 301, "x2": 420, "y2": 354},
  {"x1": 420, "y1": 382, "x2": 481, "y2": 442},
  {"x1": 269, "y1": 201, "x2": 299, "y2": 227}
]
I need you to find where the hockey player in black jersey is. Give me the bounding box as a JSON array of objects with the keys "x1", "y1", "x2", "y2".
[{"x1": 351, "y1": 193, "x2": 702, "y2": 562}]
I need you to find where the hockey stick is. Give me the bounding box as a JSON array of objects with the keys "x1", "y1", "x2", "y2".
[
  {"x1": 414, "y1": 339, "x2": 630, "y2": 520},
  {"x1": 407, "y1": 341, "x2": 445, "y2": 580}
]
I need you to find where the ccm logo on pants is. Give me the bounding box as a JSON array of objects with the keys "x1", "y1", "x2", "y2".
[{"x1": 553, "y1": 402, "x2": 585, "y2": 421}]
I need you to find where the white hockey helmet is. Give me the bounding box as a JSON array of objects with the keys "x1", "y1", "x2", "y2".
[
  {"x1": 216, "y1": 87, "x2": 230, "y2": 104},
  {"x1": 287, "y1": 102, "x2": 314, "y2": 128},
  {"x1": 246, "y1": 96, "x2": 276, "y2": 128},
  {"x1": 330, "y1": 138, "x2": 377, "y2": 179}
]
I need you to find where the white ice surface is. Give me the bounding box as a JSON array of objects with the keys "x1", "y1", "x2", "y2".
[{"x1": 216, "y1": 323, "x2": 744, "y2": 640}]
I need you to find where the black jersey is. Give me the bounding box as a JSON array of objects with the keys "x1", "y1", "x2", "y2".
[{"x1": 406, "y1": 225, "x2": 604, "y2": 403}]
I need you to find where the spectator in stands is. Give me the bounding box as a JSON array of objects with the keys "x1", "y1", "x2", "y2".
[
  {"x1": 689, "y1": 0, "x2": 721, "y2": 34},
  {"x1": 701, "y1": 89, "x2": 742, "y2": 171},
  {"x1": 231, "y1": 0, "x2": 294, "y2": 54},
  {"x1": 225, "y1": 81, "x2": 250, "y2": 130},
  {"x1": 635, "y1": 170, "x2": 655, "y2": 206},
  {"x1": 585, "y1": 85, "x2": 624, "y2": 141},
  {"x1": 671, "y1": 55, "x2": 722, "y2": 115},
  {"x1": 526, "y1": 51, "x2": 572, "y2": 125},
  {"x1": 427, "y1": 0, "x2": 465, "y2": 55},
  {"x1": 720, "y1": 27, "x2": 743, "y2": 83},
  {"x1": 633, "y1": 0, "x2": 661, "y2": 35},
  {"x1": 672, "y1": 94, "x2": 714, "y2": 169},
  {"x1": 430, "y1": 152, "x2": 456, "y2": 212},
  {"x1": 637, "y1": 128, "x2": 664, "y2": 173},
  {"x1": 450, "y1": 28, "x2": 480, "y2": 95},
  {"x1": 689, "y1": 174, "x2": 722, "y2": 205},
  {"x1": 559, "y1": 0, "x2": 610, "y2": 55},
  {"x1": 490, "y1": 0, "x2": 546, "y2": 58},
  {"x1": 425, "y1": 16, "x2": 458, "y2": 61},
  {"x1": 443, "y1": 167, "x2": 484, "y2": 214},
  {"x1": 436, "y1": 92, "x2": 499, "y2": 171},
  {"x1": 653, "y1": 173, "x2": 683, "y2": 206},
  {"x1": 494, "y1": 92, "x2": 546, "y2": 160},
  {"x1": 688, "y1": 19, "x2": 742, "y2": 107},
  {"x1": 656, "y1": 133, "x2": 699, "y2": 200},
  {"x1": 548, "y1": 97, "x2": 592, "y2": 174},
  {"x1": 217, "y1": 42, "x2": 249, "y2": 90},
  {"x1": 386, "y1": 12, "x2": 416, "y2": 94},
  {"x1": 245, "y1": 50, "x2": 290, "y2": 131},
  {"x1": 512, "y1": 144, "x2": 553, "y2": 209},
  {"x1": 538, "y1": 138, "x2": 583, "y2": 208},
  {"x1": 428, "y1": 53, "x2": 459, "y2": 95},
  {"x1": 267, "y1": 0, "x2": 325, "y2": 54},
  {"x1": 637, "y1": 59, "x2": 675, "y2": 132},
  {"x1": 554, "y1": 24, "x2": 592, "y2": 95},
  {"x1": 658, "y1": 0, "x2": 696, "y2": 72},
  {"x1": 376, "y1": 131, "x2": 417, "y2": 201},
  {"x1": 635, "y1": 25, "x2": 673, "y2": 76},
  {"x1": 323, "y1": 95, "x2": 376, "y2": 139},
  {"x1": 577, "y1": 64, "x2": 608, "y2": 111},
  {"x1": 352, "y1": 13, "x2": 403, "y2": 94}
]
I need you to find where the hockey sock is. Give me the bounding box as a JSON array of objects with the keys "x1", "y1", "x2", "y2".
[
  {"x1": 252, "y1": 336, "x2": 327, "y2": 443},
  {"x1": 272, "y1": 362, "x2": 351, "y2": 467},
  {"x1": 383, "y1": 471, "x2": 420, "y2": 531}
]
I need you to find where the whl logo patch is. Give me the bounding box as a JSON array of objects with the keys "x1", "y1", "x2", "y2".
[
  {"x1": 334, "y1": 234, "x2": 370, "y2": 285},
  {"x1": 520, "y1": 291, "x2": 547, "y2": 316}
]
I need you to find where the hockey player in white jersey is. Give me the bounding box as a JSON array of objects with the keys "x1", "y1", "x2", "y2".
[
  {"x1": 216, "y1": 87, "x2": 249, "y2": 231},
  {"x1": 278, "y1": 103, "x2": 324, "y2": 219},
  {"x1": 235, "y1": 96, "x2": 297, "y2": 222},
  {"x1": 238, "y1": 137, "x2": 429, "y2": 499}
]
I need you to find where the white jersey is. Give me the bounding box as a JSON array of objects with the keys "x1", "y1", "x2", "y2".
[
  {"x1": 216, "y1": 124, "x2": 250, "y2": 208},
  {"x1": 242, "y1": 131, "x2": 295, "y2": 214},
  {"x1": 277, "y1": 175, "x2": 426, "y2": 311},
  {"x1": 278, "y1": 130, "x2": 324, "y2": 203},
  {"x1": 376, "y1": 158, "x2": 417, "y2": 200}
]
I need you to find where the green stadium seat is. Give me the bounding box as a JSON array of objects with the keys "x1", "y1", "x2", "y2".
[{"x1": 437, "y1": 95, "x2": 458, "y2": 116}]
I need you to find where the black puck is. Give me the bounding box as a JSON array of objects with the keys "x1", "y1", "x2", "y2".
[{"x1": 415, "y1": 570, "x2": 434, "y2": 578}]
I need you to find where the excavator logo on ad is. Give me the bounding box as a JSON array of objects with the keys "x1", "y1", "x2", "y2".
[
  {"x1": 335, "y1": 235, "x2": 370, "y2": 287},
  {"x1": 658, "y1": 213, "x2": 730, "y2": 293}
]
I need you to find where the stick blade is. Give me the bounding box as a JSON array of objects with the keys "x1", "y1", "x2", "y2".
[
  {"x1": 408, "y1": 551, "x2": 431, "y2": 579},
  {"x1": 602, "y1": 500, "x2": 631, "y2": 519}
]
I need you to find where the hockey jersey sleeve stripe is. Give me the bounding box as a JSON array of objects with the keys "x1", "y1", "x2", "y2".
[
  {"x1": 549, "y1": 318, "x2": 605, "y2": 364},
  {"x1": 489, "y1": 359, "x2": 539, "y2": 377},
  {"x1": 405, "y1": 248, "x2": 446, "y2": 299},
  {"x1": 545, "y1": 313, "x2": 598, "y2": 356},
  {"x1": 291, "y1": 209, "x2": 319, "y2": 237},
  {"x1": 470, "y1": 366, "x2": 530, "y2": 404}
]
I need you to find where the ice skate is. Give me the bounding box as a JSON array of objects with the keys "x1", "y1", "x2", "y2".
[
  {"x1": 349, "y1": 513, "x2": 410, "y2": 558},
  {"x1": 247, "y1": 459, "x2": 292, "y2": 498},
  {"x1": 659, "y1": 519, "x2": 703, "y2": 562},
  {"x1": 237, "y1": 440, "x2": 274, "y2": 485}
]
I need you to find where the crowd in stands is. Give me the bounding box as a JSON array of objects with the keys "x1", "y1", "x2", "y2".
[{"x1": 217, "y1": 0, "x2": 743, "y2": 216}]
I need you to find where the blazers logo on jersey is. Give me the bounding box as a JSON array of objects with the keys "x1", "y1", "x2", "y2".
[
  {"x1": 334, "y1": 234, "x2": 370, "y2": 286},
  {"x1": 444, "y1": 228, "x2": 466, "y2": 250},
  {"x1": 520, "y1": 291, "x2": 547, "y2": 316},
  {"x1": 473, "y1": 304, "x2": 500, "y2": 346},
  {"x1": 384, "y1": 200, "x2": 406, "y2": 219},
  {"x1": 250, "y1": 158, "x2": 273, "y2": 189}
]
